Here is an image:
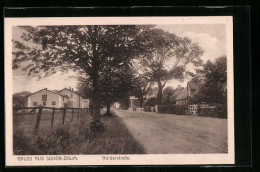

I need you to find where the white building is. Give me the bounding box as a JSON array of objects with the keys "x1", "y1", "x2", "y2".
[{"x1": 27, "y1": 88, "x2": 89, "y2": 108}]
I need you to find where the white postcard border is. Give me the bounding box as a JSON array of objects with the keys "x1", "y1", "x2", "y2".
[{"x1": 5, "y1": 16, "x2": 234, "y2": 166}]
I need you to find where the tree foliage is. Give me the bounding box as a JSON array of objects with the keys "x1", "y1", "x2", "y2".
[
  {"x1": 13, "y1": 25, "x2": 153, "y2": 122},
  {"x1": 189, "y1": 56, "x2": 227, "y2": 104},
  {"x1": 143, "y1": 97, "x2": 157, "y2": 106},
  {"x1": 137, "y1": 28, "x2": 204, "y2": 105},
  {"x1": 77, "y1": 63, "x2": 134, "y2": 115},
  {"x1": 131, "y1": 74, "x2": 154, "y2": 107},
  {"x1": 162, "y1": 86, "x2": 175, "y2": 105},
  {"x1": 13, "y1": 91, "x2": 31, "y2": 107}
]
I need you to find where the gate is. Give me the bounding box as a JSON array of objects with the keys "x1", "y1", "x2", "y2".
[{"x1": 189, "y1": 104, "x2": 198, "y2": 115}]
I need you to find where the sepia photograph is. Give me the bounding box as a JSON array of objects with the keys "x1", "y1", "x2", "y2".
[{"x1": 5, "y1": 17, "x2": 234, "y2": 166}]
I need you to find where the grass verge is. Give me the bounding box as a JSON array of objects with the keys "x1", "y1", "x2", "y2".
[{"x1": 13, "y1": 110, "x2": 146, "y2": 155}]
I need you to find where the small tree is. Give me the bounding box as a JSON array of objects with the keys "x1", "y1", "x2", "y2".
[
  {"x1": 13, "y1": 91, "x2": 31, "y2": 107},
  {"x1": 143, "y1": 97, "x2": 157, "y2": 106},
  {"x1": 132, "y1": 74, "x2": 153, "y2": 107},
  {"x1": 162, "y1": 86, "x2": 175, "y2": 105}
]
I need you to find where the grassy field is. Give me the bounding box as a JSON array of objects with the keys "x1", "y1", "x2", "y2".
[{"x1": 13, "y1": 109, "x2": 145, "y2": 155}]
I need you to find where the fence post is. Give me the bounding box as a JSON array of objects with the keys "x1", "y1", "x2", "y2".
[
  {"x1": 62, "y1": 108, "x2": 66, "y2": 124},
  {"x1": 80, "y1": 109, "x2": 82, "y2": 119},
  {"x1": 51, "y1": 108, "x2": 55, "y2": 128},
  {"x1": 71, "y1": 109, "x2": 74, "y2": 122},
  {"x1": 77, "y1": 109, "x2": 79, "y2": 120},
  {"x1": 34, "y1": 107, "x2": 43, "y2": 132}
]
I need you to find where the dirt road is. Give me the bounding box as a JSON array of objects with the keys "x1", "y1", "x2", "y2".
[{"x1": 114, "y1": 109, "x2": 228, "y2": 154}]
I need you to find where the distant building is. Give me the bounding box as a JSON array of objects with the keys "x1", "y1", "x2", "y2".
[
  {"x1": 176, "y1": 81, "x2": 202, "y2": 105},
  {"x1": 176, "y1": 88, "x2": 188, "y2": 105},
  {"x1": 27, "y1": 88, "x2": 89, "y2": 108},
  {"x1": 115, "y1": 102, "x2": 120, "y2": 109},
  {"x1": 129, "y1": 96, "x2": 139, "y2": 108},
  {"x1": 172, "y1": 85, "x2": 184, "y2": 99},
  {"x1": 58, "y1": 88, "x2": 89, "y2": 108}
]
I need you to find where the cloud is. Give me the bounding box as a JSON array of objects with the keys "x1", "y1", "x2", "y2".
[
  {"x1": 164, "y1": 31, "x2": 226, "y2": 88},
  {"x1": 181, "y1": 32, "x2": 226, "y2": 62}
]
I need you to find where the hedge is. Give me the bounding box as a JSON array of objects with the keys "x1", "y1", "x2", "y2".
[
  {"x1": 157, "y1": 104, "x2": 188, "y2": 115},
  {"x1": 198, "y1": 104, "x2": 227, "y2": 118},
  {"x1": 143, "y1": 106, "x2": 152, "y2": 112}
]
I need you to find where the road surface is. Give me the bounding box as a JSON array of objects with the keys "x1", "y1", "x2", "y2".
[{"x1": 114, "y1": 109, "x2": 228, "y2": 154}]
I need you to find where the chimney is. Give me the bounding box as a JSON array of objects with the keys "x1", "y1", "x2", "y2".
[
  {"x1": 69, "y1": 87, "x2": 71, "y2": 91},
  {"x1": 72, "y1": 88, "x2": 74, "y2": 92}
]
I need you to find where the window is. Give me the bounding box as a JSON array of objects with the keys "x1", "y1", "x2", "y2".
[
  {"x1": 43, "y1": 102, "x2": 46, "y2": 106},
  {"x1": 71, "y1": 94, "x2": 73, "y2": 98},
  {"x1": 42, "y1": 94, "x2": 47, "y2": 101},
  {"x1": 33, "y1": 102, "x2": 37, "y2": 106},
  {"x1": 52, "y1": 101, "x2": 56, "y2": 105}
]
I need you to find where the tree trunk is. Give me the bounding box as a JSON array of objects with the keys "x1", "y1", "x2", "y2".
[
  {"x1": 157, "y1": 82, "x2": 163, "y2": 105},
  {"x1": 167, "y1": 95, "x2": 170, "y2": 104},
  {"x1": 140, "y1": 97, "x2": 144, "y2": 107},
  {"x1": 92, "y1": 75, "x2": 100, "y2": 123},
  {"x1": 106, "y1": 102, "x2": 111, "y2": 115}
]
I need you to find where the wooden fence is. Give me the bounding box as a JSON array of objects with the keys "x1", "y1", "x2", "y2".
[{"x1": 13, "y1": 107, "x2": 92, "y2": 132}]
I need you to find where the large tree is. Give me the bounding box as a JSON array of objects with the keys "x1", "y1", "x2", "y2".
[
  {"x1": 13, "y1": 25, "x2": 152, "y2": 124},
  {"x1": 137, "y1": 29, "x2": 204, "y2": 105},
  {"x1": 189, "y1": 56, "x2": 227, "y2": 104},
  {"x1": 77, "y1": 63, "x2": 134, "y2": 115}
]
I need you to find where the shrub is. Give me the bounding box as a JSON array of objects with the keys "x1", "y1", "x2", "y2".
[
  {"x1": 158, "y1": 104, "x2": 188, "y2": 115},
  {"x1": 143, "y1": 97, "x2": 157, "y2": 106},
  {"x1": 84, "y1": 121, "x2": 105, "y2": 138},
  {"x1": 132, "y1": 99, "x2": 141, "y2": 107},
  {"x1": 198, "y1": 104, "x2": 227, "y2": 118},
  {"x1": 13, "y1": 130, "x2": 37, "y2": 155},
  {"x1": 143, "y1": 106, "x2": 152, "y2": 112}
]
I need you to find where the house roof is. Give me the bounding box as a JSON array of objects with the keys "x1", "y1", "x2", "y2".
[
  {"x1": 26, "y1": 88, "x2": 68, "y2": 97},
  {"x1": 176, "y1": 87, "x2": 188, "y2": 100},
  {"x1": 172, "y1": 85, "x2": 184, "y2": 98},
  {"x1": 58, "y1": 88, "x2": 89, "y2": 99},
  {"x1": 58, "y1": 88, "x2": 81, "y2": 96}
]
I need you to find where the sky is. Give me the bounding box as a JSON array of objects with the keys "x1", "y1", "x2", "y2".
[
  {"x1": 12, "y1": 24, "x2": 226, "y2": 93},
  {"x1": 156, "y1": 24, "x2": 226, "y2": 88}
]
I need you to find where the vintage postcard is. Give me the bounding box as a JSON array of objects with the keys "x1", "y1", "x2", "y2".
[{"x1": 5, "y1": 16, "x2": 234, "y2": 166}]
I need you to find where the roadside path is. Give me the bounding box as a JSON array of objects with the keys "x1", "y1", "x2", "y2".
[{"x1": 114, "y1": 109, "x2": 228, "y2": 154}]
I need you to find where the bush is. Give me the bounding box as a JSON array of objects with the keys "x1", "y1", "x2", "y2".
[
  {"x1": 132, "y1": 99, "x2": 141, "y2": 107},
  {"x1": 158, "y1": 104, "x2": 188, "y2": 115},
  {"x1": 198, "y1": 104, "x2": 227, "y2": 118},
  {"x1": 13, "y1": 130, "x2": 37, "y2": 155},
  {"x1": 143, "y1": 97, "x2": 157, "y2": 106},
  {"x1": 143, "y1": 106, "x2": 152, "y2": 112},
  {"x1": 84, "y1": 121, "x2": 105, "y2": 138}
]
